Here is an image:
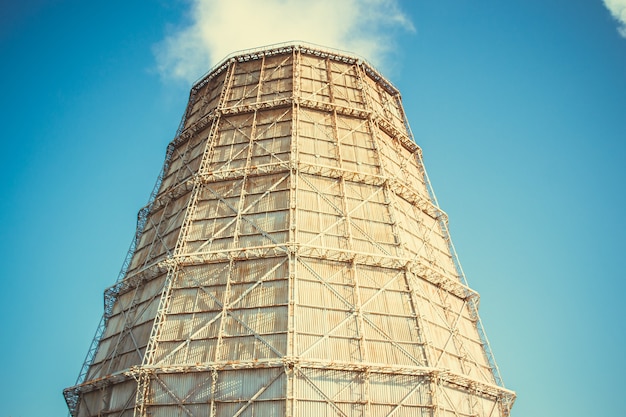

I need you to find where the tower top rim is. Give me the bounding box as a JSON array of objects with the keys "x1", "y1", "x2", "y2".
[{"x1": 191, "y1": 40, "x2": 399, "y2": 97}]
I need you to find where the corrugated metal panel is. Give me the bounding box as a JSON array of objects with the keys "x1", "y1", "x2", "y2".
[
  {"x1": 299, "y1": 173, "x2": 341, "y2": 194},
  {"x1": 92, "y1": 336, "x2": 113, "y2": 364},
  {"x1": 109, "y1": 379, "x2": 136, "y2": 411},
  {"x1": 78, "y1": 389, "x2": 103, "y2": 417},
  {"x1": 104, "y1": 307, "x2": 126, "y2": 335},
  {"x1": 245, "y1": 172, "x2": 289, "y2": 192},
  {"x1": 113, "y1": 409, "x2": 135, "y2": 417},
  {"x1": 304, "y1": 336, "x2": 361, "y2": 362},
  {"x1": 251, "y1": 139, "x2": 290, "y2": 164},
  {"x1": 188, "y1": 216, "x2": 236, "y2": 241},
  {"x1": 360, "y1": 287, "x2": 411, "y2": 315},
  {"x1": 232, "y1": 257, "x2": 288, "y2": 282},
  {"x1": 302, "y1": 259, "x2": 348, "y2": 285},
  {"x1": 111, "y1": 350, "x2": 142, "y2": 374},
  {"x1": 239, "y1": 211, "x2": 288, "y2": 235},
  {"x1": 214, "y1": 125, "x2": 251, "y2": 148},
  {"x1": 296, "y1": 281, "x2": 354, "y2": 308},
  {"x1": 201, "y1": 177, "x2": 244, "y2": 198},
  {"x1": 349, "y1": 238, "x2": 379, "y2": 255},
  {"x1": 135, "y1": 224, "x2": 156, "y2": 253},
  {"x1": 145, "y1": 405, "x2": 185, "y2": 417},
  {"x1": 369, "y1": 373, "x2": 430, "y2": 405},
  {"x1": 364, "y1": 338, "x2": 419, "y2": 366},
  {"x1": 224, "y1": 306, "x2": 287, "y2": 335},
  {"x1": 298, "y1": 258, "x2": 350, "y2": 282},
  {"x1": 167, "y1": 288, "x2": 197, "y2": 314},
  {"x1": 229, "y1": 281, "x2": 288, "y2": 308},
  {"x1": 148, "y1": 377, "x2": 172, "y2": 405},
  {"x1": 298, "y1": 109, "x2": 334, "y2": 136},
  {"x1": 213, "y1": 368, "x2": 285, "y2": 401},
  {"x1": 363, "y1": 73, "x2": 385, "y2": 115},
  {"x1": 248, "y1": 190, "x2": 290, "y2": 213},
  {"x1": 140, "y1": 275, "x2": 167, "y2": 302},
  {"x1": 295, "y1": 305, "x2": 353, "y2": 335},
  {"x1": 345, "y1": 181, "x2": 384, "y2": 202},
  {"x1": 192, "y1": 236, "x2": 232, "y2": 252},
  {"x1": 178, "y1": 262, "x2": 229, "y2": 288},
  {"x1": 299, "y1": 140, "x2": 338, "y2": 166},
  {"x1": 187, "y1": 339, "x2": 217, "y2": 363},
  {"x1": 219, "y1": 335, "x2": 285, "y2": 360},
  {"x1": 211, "y1": 147, "x2": 249, "y2": 171},
  {"x1": 353, "y1": 219, "x2": 395, "y2": 244},
  {"x1": 440, "y1": 384, "x2": 474, "y2": 415},
  {"x1": 185, "y1": 73, "x2": 226, "y2": 129},
  {"x1": 130, "y1": 320, "x2": 154, "y2": 348},
  {"x1": 299, "y1": 211, "x2": 343, "y2": 233},
  {"x1": 256, "y1": 108, "x2": 291, "y2": 132},
  {"x1": 153, "y1": 341, "x2": 186, "y2": 364},
  {"x1": 296, "y1": 190, "x2": 334, "y2": 213},
  {"x1": 155, "y1": 372, "x2": 213, "y2": 403},
  {"x1": 159, "y1": 313, "x2": 193, "y2": 342},
  {"x1": 194, "y1": 199, "x2": 238, "y2": 222}
]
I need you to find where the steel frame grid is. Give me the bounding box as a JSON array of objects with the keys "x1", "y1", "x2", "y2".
[{"x1": 65, "y1": 43, "x2": 515, "y2": 417}]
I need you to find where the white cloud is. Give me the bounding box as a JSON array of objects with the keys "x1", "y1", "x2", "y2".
[
  {"x1": 603, "y1": 0, "x2": 626, "y2": 37},
  {"x1": 154, "y1": 0, "x2": 414, "y2": 83}
]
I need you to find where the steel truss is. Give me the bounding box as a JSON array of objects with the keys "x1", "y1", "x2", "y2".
[{"x1": 65, "y1": 42, "x2": 515, "y2": 417}]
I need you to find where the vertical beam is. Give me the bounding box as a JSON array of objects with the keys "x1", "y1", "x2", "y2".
[
  {"x1": 286, "y1": 46, "x2": 300, "y2": 417},
  {"x1": 430, "y1": 373, "x2": 441, "y2": 417}
]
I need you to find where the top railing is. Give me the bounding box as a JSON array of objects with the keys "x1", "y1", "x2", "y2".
[{"x1": 190, "y1": 40, "x2": 400, "y2": 96}]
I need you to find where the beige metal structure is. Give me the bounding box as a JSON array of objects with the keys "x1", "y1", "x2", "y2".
[{"x1": 65, "y1": 42, "x2": 515, "y2": 417}]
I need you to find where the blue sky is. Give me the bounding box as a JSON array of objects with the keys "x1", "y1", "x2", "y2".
[{"x1": 1, "y1": 1, "x2": 625, "y2": 416}]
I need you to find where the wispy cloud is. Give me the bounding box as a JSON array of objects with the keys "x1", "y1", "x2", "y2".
[
  {"x1": 603, "y1": 0, "x2": 626, "y2": 37},
  {"x1": 154, "y1": 0, "x2": 414, "y2": 83}
]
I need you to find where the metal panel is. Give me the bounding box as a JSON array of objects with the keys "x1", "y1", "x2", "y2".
[{"x1": 67, "y1": 43, "x2": 514, "y2": 417}]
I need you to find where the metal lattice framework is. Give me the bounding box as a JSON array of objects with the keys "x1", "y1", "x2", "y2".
[{"x1": 64, "y1": 42, "x2": 515, "y2": 417}]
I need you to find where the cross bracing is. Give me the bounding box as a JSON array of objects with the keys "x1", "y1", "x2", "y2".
[{"x1": 65, "y1": 42, "x2": 515, "y2": 417}]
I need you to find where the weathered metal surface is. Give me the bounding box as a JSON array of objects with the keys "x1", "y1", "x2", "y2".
[{"x1": 65, "y1": 42, "x2": 515, "y2": 417}]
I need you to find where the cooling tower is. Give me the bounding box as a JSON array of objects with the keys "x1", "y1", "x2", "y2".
[{"x1": 64, "y1": 42, "x2": 515, "y2": 417}]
